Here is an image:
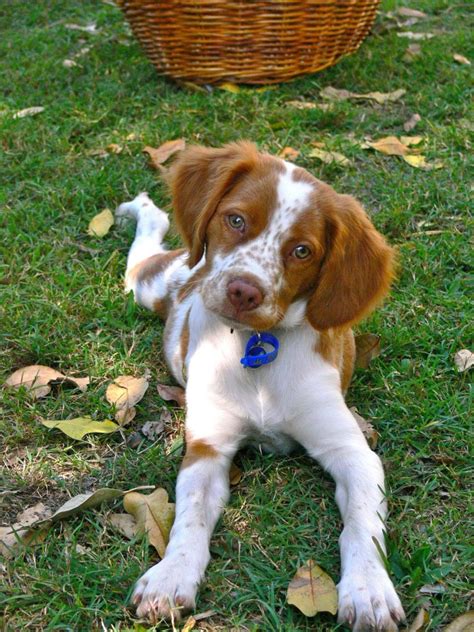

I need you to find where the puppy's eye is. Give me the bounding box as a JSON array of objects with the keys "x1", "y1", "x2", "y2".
[
  {"x1": 292, "y1": 244, "x2": 312, "y2": 259},
  {"x1": 228, "y1": 214, "x2": 245, "y2": 231}
]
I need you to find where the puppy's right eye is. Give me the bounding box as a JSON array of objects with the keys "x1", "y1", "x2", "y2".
[{"x1": 228, "y1": 214, "x2": 245, "y2": 231}]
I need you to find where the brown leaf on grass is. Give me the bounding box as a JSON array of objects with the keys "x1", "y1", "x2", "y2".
[
  {"x1": 123, "y1": 488, "x2": 175, "y2": 557},
  {"x1": 0, "y1": 503, "x2": 52, "y2": 558},
  {"x1": 350, "y1": 407, "x2": 379, "y2": 449},
  {"x1": 403, "y1": 43, "x2": 422, "y2": 62},
  {"x1": 454, "y1": 349, "x2": 474, "y2": 372},
  {"x1": 106, "y1": 375, "x2": 149, "y2": 425},
  {"x1": 397, "y1": 32, "x2": 434, "y2": 40},
  {"x1": 141, "y1": 420, "x2": 165, "y2": 441},
  {"x1": 403, "y1": 113, "x2": 421, "y2": 132},
  {"x1": 287, "y1": 560, "x2": 337, "y2": 616},
  {"x1": 229, "y1": 462, "x2": 243, "y2": 486},
  {"x1": 397, "y1": 8, "x2": 427, "y2": 18},
  {"x1": 157, "y1": 383, "x2": 186, "y2": 407},
  {"x1": 444, "y1": 612, "x2": 474, "y2": 632},
  {"x1": 321, "y1": 86, "x2": 406, "y2": 105},
  {"x1": 407, "y1": 608, "x2": 430, "y2": 632},
  {"x1": 354, "y1": 333, "x2": 381, "y2": 368},
  {"x1": 41, "y1": 416, "x2": 119, "y2": 440},
  {"x1": 108, "y1": 512, "x2": 138, "y2": 539},
  {"x1": 143, "y1": 139, "x2": 185, "y2": 170},
  {"x1": 87, "y1": 208, "x2": 114, "y2": 237},
  {"x1": 279, "y1": 147, "x2": 300, "y2": 161},
  {"x1": 47, "y1": 488, "x2": 125, "y2": 523},
  {"x1": 286, "y1": 100, "x2": 334, "y2": 112},
  {"x1": 13, "y1": 106, "x2": 45, "y2": 119},
  {"x1": 367, "y1": 136, "x2": 409, "y2": 156},
  {"x1": 453, "y1": 54, "x2": 471, "y2": 66},
  {"x1": 4, "y1": 365, "x2": 89, "y2": 400},
  {"x1": 308, "y1": 147, "x2": 351, "y2": 166},
  {"x1": 400, "y1": 135, "x2": 423, "y2": 146}
]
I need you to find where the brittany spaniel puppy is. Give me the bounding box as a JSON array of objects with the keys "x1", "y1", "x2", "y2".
[{"x1": 116, "y1": 142, "x2": 405, "y2": 631}]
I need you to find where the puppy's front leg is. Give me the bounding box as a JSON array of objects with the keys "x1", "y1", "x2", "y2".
[
  {"x1": 133, "y1": 437, "x2": 236, "y2": 622},
  {"x1": 288, "y1": 393, "x2": 405, "y2": 631}
]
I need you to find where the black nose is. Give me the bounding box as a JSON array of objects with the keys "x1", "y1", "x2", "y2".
[{"x1": 227, "y1": 279, "x2": 263, "y2": 312}]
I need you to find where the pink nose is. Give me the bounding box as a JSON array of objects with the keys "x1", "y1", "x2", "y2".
[{"x1": 227, "y1": 279, "x2": 263, "y2": 312}]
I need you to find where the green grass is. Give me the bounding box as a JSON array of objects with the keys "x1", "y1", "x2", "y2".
[{"x1": 0, "y1": 0, "x2": 472, "y2": 629}]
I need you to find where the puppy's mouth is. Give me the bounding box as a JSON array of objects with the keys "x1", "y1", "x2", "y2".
[{"x1": 216, "y1": 303, "x2": 282, "y2": 332}]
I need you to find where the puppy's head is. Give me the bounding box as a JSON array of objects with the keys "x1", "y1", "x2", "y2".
[{"x1": 169, "y1": 141, "x2": 394, "y2": 331}]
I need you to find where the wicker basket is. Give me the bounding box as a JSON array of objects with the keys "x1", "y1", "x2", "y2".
[{"x1": 117, "y1": 0, "x2": 380, "y2": 85}]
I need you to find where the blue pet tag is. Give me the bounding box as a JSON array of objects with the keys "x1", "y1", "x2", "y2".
[{"x1": 240, "y1": 332, "x2": 280, "y2": 369}]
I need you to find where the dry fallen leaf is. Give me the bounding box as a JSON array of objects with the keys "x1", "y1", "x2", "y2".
[
  {"x1": 141, "y1": 419, "x2": 165, "y2": 441},
  {"x1": 350, "y1": 407, "x2": 379, "y2": 449},
  {"x1": 279, "y1": 147, "x2": 300, "y2": 161},
  {"x1": 453, "y1": 53, "x2": 471, "y2": 66},
  {"x1": 46, "y1": 488, "x2": 125, "y2": 523},
  {"x1": 287, "y1": 560, "x2": 337, "y2": 616},
  {"x1": 143, "y1": 139, "x2": 185, "y2": 170},
  {"x1": 404, "y1": 43, "x2": 422, "y2": 62},
  {"x1": 407, "y1": 608, "x2": 430, "y2": 632},
  {"x1": 63, "y1": 59, "x2": 78, "y2": 68},
  {"x1": 13, "y1": 106, "x2": 45, "y2": 119},
  {"x1": 321, "y1": 86, "x2": 406, "y2": 105},
  {"x1": 397, "y1": 32, "x2": 434, "y2": 40},
  {"x1": 402, "y1": 155, "x2": 443, "y2": 170},
  {"x1": 403, "y1": 113, "x2": 421, "y2": 132},
  {"x1": 308, "y1": 147, "x2": 351, "y2": 166},
  {"x1": 229, "y1": 462, "x2": 243, "y2": 486},
  {"x1": 106, "y1": 375, "x2": 149, "y2": 425},
  {"x1": 419, "y1": 583, "x2": 446, "y2": 595},
  {"x1": 108, "y1": 512, "x2": 138, "y2": 539},
  {"x1": 157, "y1": 383, "x2": 186, "y2": 407},
  {"x1": 397, "y1": 8, "x2": 427, "y2": 18},
  {"x1": 87, "y1": 208, "x2": 114, "y2": 237},
  {"x1": 41, "y1": 416, "x2": 119, "y2": 440},
  {"x1": 286, "y1": 100, "x2": 334, "y2": 112},
  {"x1": 106, "y1": 143, "x2": 123, "y2": 154},
  {"x1": 4, "y1": 365, "x2": 89, "y2": 400},
  {"x1": 182, "y1": 616, "x2": 197, "y2": 632},
  {"x1": 123, "y1": 488, "x2": 175, "y2": 557},
  {"x1": 444, "y1": 612, "x2": 474, "y2": 632},
  {"x1": 355, "y1": 333, "x2": 381, "y2": 368},
  {"x1": 400, "y1": 135, "x2": 423, "y2": 146},
  {"x1": 367, "y1": 136, "x2": 409, "y2": 156},
  {"x1": 0, "y1": 503, "x2": 52, "y2": 558},
  {"x1": 218, "y1": 82, "x2": 240, "y2": 93},
  {"x1": 454, "y1": 349, "x2": 474, "y2": 372}
]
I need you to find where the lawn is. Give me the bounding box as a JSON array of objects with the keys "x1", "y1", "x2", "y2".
[{"x1": 0, "y1": 0, "x2": 472, "y2": 630}]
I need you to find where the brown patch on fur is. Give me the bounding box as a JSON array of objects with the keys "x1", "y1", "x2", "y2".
[
  {"x1": 128, "y1": 249, "x2": 185, "y2": 285},
  {"x1": 181, "y1": 439, "x2": 218, "y2": 469},
  {"x1": 153, "y1": 297, "x2": 169, "y2": 319},
  {"x1": 306, "y1": 183, "x2": 395, "y2": 330},
  {"x1": 316, "y1": 329, "x2": 355, "y2": 395},
  {"x1": 180, "y1": 310, "x2": 190, "y2": 370},
  {"x1": 177, "y1": 265, "x2": 207, "y2": 302}
]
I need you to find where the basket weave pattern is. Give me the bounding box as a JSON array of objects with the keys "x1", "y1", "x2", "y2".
[{"x1": 118, "y1": 0, "x2": 380, "y2": 84}]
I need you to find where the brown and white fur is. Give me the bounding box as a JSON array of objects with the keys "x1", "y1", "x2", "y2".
[{"x1": 116, "y1": 142, "x2": 405, "y2": 630}]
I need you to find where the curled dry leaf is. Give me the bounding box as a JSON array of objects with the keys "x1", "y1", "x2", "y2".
[
  {"x1": 403, "y1": 113, "x2": 421, "y2": 132},
  {"x1": 321, "y1": 86, "x2": 406, "y2": 105},
  {"x1": 41, "y1": 416, "x2": 118, "y2": 440},
  {"x1": 143, "y1": 139, "x2": 185, "y2": 171},
  {"x1": 108, "y1": 512, "x2": 138, "y2": 539},
  {"x1": 106, "y1": 375, "x2": 149, "y2": 425},
  {"x1": 454, "y1": 349, "x2": 474, "y2": 372},
  {"x1": 229, "y1": 462, "x2": 243, "y2": 486},
  {"x1": 407, "y1": 608, "x2": 430, "y2": 632},
  {"x1": 287, "y1": 560, "x2": 337, "y2": 616},
  {"x1": 354, "y1": 333, "x2": 381, "y2": 368},
  {"x1": 0, "y1": 502, "x2": 52, "y2": 558},
  {"x1": 444, "y1": 612, "x2": 474, "y2": 632},
  {"x1": 87, "y1": 208, "x2": 114, "y2": 237},
  {"x1": 279, "y1": 147, "x2": 300, "y2": 161},
  {"x1": 46, "y1": 488, "x2": 125, "y2": 523},
  {"x1": 123, "y1": 488, "x2": 175, "y2": 558},
  {"x1": 453, "y1": 54, "x2": 471, "y2": 66},
  {"x1": 13, "y1": 106, "x2": 45, "y2": 119},
  {"x1": 350, "y1": 407, "x2": 378, "y2": 449},
  {"x1": 308, "y1": 147, "x2": 351, "y2": 166},
  {"x1": 157, "y1": 382, "x2": 186, "y2": 407},
  {"x1": 397, "y1": 32, "x2": 434, "y2": 40},
  {"x1": 4, "y1": 364, "x2": 89, "y2": 400}
]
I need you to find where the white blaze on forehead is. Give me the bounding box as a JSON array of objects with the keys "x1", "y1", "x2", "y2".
[{"x1": 277, "y1": 162, "x2": 314, "y2": 218}]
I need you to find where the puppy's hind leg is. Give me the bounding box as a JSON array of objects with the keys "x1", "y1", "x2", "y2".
[{"x1": 116, "y1": 193, "x2": 187, "y2": 315}]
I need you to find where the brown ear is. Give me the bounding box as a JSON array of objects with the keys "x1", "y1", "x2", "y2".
[
  {"x1": 307, "y1": 192, "x2": 395, "y2": 331},
  {"x1": 168, "y1": 141, "x2": 259, "y2": 267}
]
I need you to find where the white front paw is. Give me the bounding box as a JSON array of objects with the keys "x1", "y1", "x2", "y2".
[
  {"x1": 337, "y1": 568, "x2": 405, "y2": 631},
  {"x1": 132, "y1": 556, "x2": 200, "y2": 622}
]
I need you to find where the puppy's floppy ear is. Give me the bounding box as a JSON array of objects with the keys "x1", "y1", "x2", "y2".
[
  {"x1": 168, "y1": 141, "x2": 258, "y2": 267},
  {"x1": 307, "y1": 191, "x2": 395, "y2": 331}
]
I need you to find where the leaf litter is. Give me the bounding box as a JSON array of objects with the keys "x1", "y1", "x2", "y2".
[
  {"x1": 4, "y1": 364, "x2": 89, "y2": 399},
  {"x1": 105, "y1": 374, "x2": 149, "y2": 425},
  {"x1": 123, "y1": 487, "x2": 175, "y2": 557},
  {"x1": 287, "y1": 559, "x2": 337, "y2": 616},
  {"x1": 87, "y1": 208, "x2": 114, "y2": 237},
  {"x1": 41, "y1": 416, "x2": 119, "y2": 440},
  {"x1": 320, "y1": 86, "x2": 406, "y2": 105}
]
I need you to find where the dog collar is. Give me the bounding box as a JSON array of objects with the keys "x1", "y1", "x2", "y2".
[{"x1": 240, "y1": 332, "x2": 279, "y2": 369}]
